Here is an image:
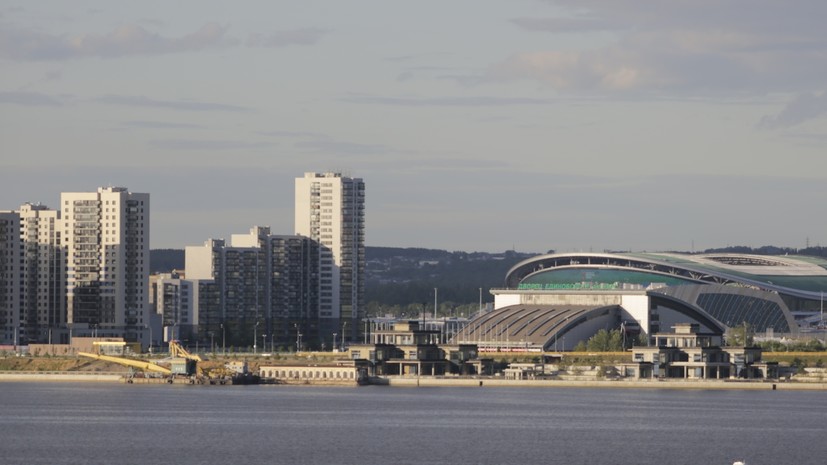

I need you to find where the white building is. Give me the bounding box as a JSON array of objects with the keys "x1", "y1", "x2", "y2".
[
  {"x1": 294, "y1": 172, "x2": 365, "y2": 340},
  {"x1": 18, "y1": 203, "x2": 65, "y2": 343},
  {"x1": 0, "y1": 204, "x2": 65, "y2": 345},
  {"x1": 61, "y1": 187, "x2": 149, "y2": 344}
]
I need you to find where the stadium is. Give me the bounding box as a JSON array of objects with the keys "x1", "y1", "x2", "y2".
[{"x1": 459, "y1": 253, "x2": 827, "y2": 351}]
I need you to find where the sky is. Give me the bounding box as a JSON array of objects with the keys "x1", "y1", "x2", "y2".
[{"x1": 1, "y1": 0, "x2": 825, "y2": 253}]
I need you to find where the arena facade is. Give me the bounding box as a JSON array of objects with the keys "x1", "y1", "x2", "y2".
[{"x1": 458, "y1": 253, "x2": 827, "y2": 351}]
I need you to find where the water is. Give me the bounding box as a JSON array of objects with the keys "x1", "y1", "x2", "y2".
[{"x1": 1, "y1": 383, "x2": 825, "y2": 465}]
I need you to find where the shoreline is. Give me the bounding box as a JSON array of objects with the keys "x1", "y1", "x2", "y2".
[
  {"x1": 0, "y1": 372, "x2": 123, "y2": 382},
  {"x1": 3, "y1": 371, "x2": 826, "y2": 390},
  {"x1": 374, "y1": 377, "x2": 827, "y2": 390}
]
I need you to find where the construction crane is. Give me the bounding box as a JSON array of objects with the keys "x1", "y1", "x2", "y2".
[
  {"x1": 169, "y1": 340, "x2": 202, "y2": 362},
  {"x1": 77, "y1": 352, "x2": 172, "y2": 375}
]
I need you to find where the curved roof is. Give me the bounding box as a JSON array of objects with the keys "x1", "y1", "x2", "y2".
[
  {"x1": 457, "y1": 304, "x2": 620, "y2": 350},
  {"x1": 506, "y1": 252, "x2": 827, "y2": 300}
]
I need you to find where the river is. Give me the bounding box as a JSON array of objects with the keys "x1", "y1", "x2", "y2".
[{"x1": 0, "y1": 382, "x2": 824, "y2": 465}]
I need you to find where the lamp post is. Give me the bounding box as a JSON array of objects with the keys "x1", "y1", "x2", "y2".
[
  {"x1": 220, "y1": 323, "x2": 226, "y2": 356},
  {"x1": 479, "y1": 287, "x2": 482, "y2": 313},
  {"x1": 262, "y1": 334, "x2": 267, "y2": 354},
  {"x1": 434, "y1": 287, "x2": 438, "y2": 320},
  {"x1": 333, "y1": 332, "x2": 337, "y2": 352},
  {"x1": 254, "y1": 321, "x2": 260, "y2": 354},
  {"x1": 341, "y1": 321, "x2": 347, "y2": 351},
  {"x1": 145, "y1": 324, "x2": 153, "y2": 354}
]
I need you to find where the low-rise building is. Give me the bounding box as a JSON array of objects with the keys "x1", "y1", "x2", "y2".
[
  {"x1": 348, "y1": 320, "x2": 492, "y2": 377},
  {"x1": 625, "y1": 323, "x2": 777, "y2": 379}
]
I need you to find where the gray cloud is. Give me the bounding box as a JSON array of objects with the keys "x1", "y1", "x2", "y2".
[
  {"x1": 488, "y1": 1, "x2": 827, "y2": 102},
  {"x1": 758, "y1": 92, "x2": 827, "y2": 129},
  {"x1": 246, "y1": 28, "x2": 327, "y2": 47},
  {"x1": 94, "y1": 94, "x2": 250, "y2": 112},
  {"x1": 0, "y1": 91, "x2": 62, "y2": 106},
  {"x1": 123, "y1": 120, "x2": 205, "y2": 130},
  {"x1": 149, "y1": 139, "x2": 274, "y2": 151},
  {"x1": 257, "y1": 130, "x2": 325, "y2": 138},
  {"x1": 343, "y1": 94, "x2": 554, "y2": 107},
  {"x1": 510, "y1": 16, "x2": 621, "y2": 33},
  {"x1": 295, "y1": 137, "x2": 390, "y2": 156},
  {"x1": 0, "y1": 23, "x2": 228, "y2": 61}
]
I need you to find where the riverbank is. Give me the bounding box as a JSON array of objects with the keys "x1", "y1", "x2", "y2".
[
  {"x1": 4, "y1": 371, "x2": 826, "y2": 390},
  {"x1": 0, "y1": 372, "x2": 123, "y2": 382},
  {"x1": 373, "y1": 376, "x2": 827, "y2": 390}
]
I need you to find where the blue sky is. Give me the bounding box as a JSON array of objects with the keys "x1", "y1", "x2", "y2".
[{"x1": 1, "y1": 0, "x2": 825, "y2": 253}]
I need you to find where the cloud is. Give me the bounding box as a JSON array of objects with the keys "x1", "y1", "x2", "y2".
[
  {"x1": 122, "y1": 120, "x2": 205, "y2": 130},
  {"x1": 0, "y1": 23, "x2": 228, "y2": 60},
  {"x1": 94, "y1": 94, "x2": 250, "y2": 112},
  {"x1": 0, "y1": 91, "x2": 62, "y2": 106},
  {"x1": 342, "y1": 94, "x2": 555, "y2": 107},
  {"x1": 295, "y1": 137, "x2": 389, "y2": 156},
  {"x1": 511, "y1": 16, "x2": 621, "y2": 33},
  {"x1": 246, "y1": 28, "x2": 327, "y2": 47},
  {"x1": 487, "y1": 1, "x2": 827, "y2": 99},
  {"x1": 758, "y1": 92, "x2": 827, "y2": 129},
  {"x1": 149, "y1": 139, "x2": 274, "y2": 151}
]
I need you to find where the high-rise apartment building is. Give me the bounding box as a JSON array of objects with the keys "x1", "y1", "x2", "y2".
[
  {"x1": 295, "y1": 172, "x2": 365, "y2": 341},
  {"x1": 62, "y1": 187, "x2": 149, "y2": 343},
  {"x1": 0, "y1": 204, "x2": 64, "y2": 345},
  {"x1": 185, "y1": 227, "x2": 317, "y2": 349},
  {"x1": 0, "y1": 211, "x2": 21, "y2": 345},
  {"x1": 18, "y1": 203, "x2": 65, "y2": 343}
]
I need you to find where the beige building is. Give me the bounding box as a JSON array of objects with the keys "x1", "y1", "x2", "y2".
[
  {"x1": 626, "y1": 323, "x2": 777, "y2": 379},
  {"x1": 62, "y1": 187, "x2": 150, "y2": 344}
]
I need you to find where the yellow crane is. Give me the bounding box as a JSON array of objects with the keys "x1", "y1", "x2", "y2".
[
  {"x1": 169, "y1": 340, "x2": 202, "y2": 362},
  {"x1": 77, "y1": 352, "x2": 172, "y2": 374}
]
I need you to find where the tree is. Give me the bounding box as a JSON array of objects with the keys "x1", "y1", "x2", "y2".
[
  {"x1": 725, "y1": 323, "x2": 753, "y2": 347},
  {"x1": 582, "y1": 329, "x2": 626, "y2": 352}
]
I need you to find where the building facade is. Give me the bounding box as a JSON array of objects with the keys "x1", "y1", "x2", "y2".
[
  {"x1": 18, "y1": 203, "x2": 65, "y2": 343},
  {"x1": 0, "y1": 204, "x2": 65, "y2": 345},
  {"x1": 0, "y1": 211, "x2": 21, "y2": 345},
  {"x1": 294, "y1": 172, "x2": 365, "y2": 342},
  {"x1": 185, "y1": 227, "x2": 318, "y2": 349},
  {"x1": 61, "y1": 187, "x2": 150, "y2": 344}
]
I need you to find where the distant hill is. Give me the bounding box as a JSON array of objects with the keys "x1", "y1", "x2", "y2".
[
  {"x1": 149, "y1": 247, "x2": 535, "y2": 306},
  {"x1": 150, "y1": 249, "x2": 184, "y2": 273},
  {"x1": 150, "y1": 245, "x2": 826, "y2": 309}
]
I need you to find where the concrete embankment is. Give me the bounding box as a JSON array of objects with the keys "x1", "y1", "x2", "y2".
[
  {"x1": 0, "y1": 371, "x2": 122, "y2": 382},
  {"x1": 376, "y1": 377, "x2": 827, "y2": 390}
]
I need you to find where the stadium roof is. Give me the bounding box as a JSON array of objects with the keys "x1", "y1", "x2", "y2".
[{"x1": 506, "y1": 253, "x2": 827, "y2": 298}]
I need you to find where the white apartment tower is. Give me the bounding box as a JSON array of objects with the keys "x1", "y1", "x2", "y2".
[
  {"x1": 62, "y1": 187, "x2": 149, "y2": 342},
  {"x1": 0, "y1": 204, "x2": 65, "y2": 345},
  {"x1": 295, "y1": 172, "x2": 365, "y2": 340},
  {"x1": 18, "y1": 203, "x2": 65, "y2": 343}
]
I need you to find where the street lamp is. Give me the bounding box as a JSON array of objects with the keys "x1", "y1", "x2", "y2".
[
  {"x1": 220, "y1": 323, "x2": 226, "y2": 356},
  {"x1": 262, "y1": 334, "x2": 267, "y2": 354},
  {"x1": 254, "y1": 321, "x2": 260, "y2": 354},
  {"x1": 144, "y1": 324, "x2": 153, "y2": 354},
  {"x1": 333, "y1": 332, "x2": 337, "y2": 352},
  {"x1": 341, "y1": 321, "x2": 347, "y2": 351}
]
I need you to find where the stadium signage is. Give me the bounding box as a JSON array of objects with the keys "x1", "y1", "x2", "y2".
[{"x1": 517, "y1": 282, "x2": 620, "y2": 290}]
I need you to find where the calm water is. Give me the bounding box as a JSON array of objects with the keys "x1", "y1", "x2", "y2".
[{"x1": 1, "y1": 382, "x2": 825, "y2": 465}]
